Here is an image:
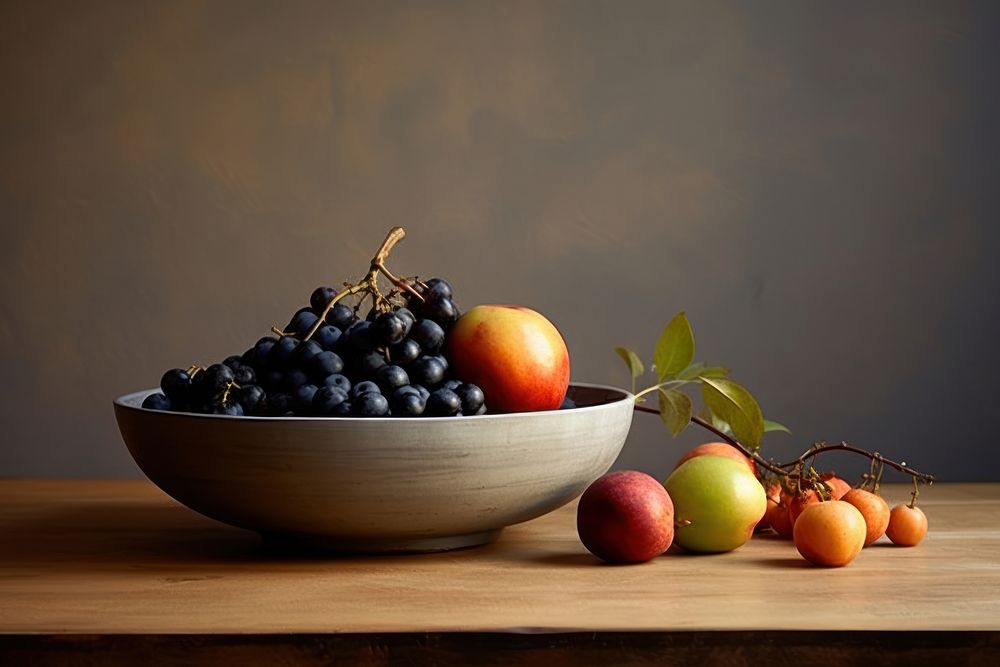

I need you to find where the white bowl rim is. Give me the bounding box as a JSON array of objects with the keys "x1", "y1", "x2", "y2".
[{"x1": 114, "y1": 382, "x2": 634, "y2": 424}]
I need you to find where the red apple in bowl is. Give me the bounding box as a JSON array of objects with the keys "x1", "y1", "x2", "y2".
[
  {"x1": 446, "y1": 305, "x2": 570, "y2": 413},
  {"x1": 577, "y1": 470, "x2": 675, "y2": 563}
]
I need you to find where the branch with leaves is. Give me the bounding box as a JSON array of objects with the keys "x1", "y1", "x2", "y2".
[
  {"x1": 617, "y1": 312, "x2": 934, "y2": 490},
  {"x1": 616, "y1": 312, "x2": 787, "y2": 452}
]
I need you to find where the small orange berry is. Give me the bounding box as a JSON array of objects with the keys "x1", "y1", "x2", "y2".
[
  {"x1": 886, "y1": 504, "x2": 928, "y2": 546},
  {"x1": 842, "y1": 488, "x2": 891, "y2": 546},
  {"x1": 793, "y1": 500, "x2": 866, "y2": 567}
]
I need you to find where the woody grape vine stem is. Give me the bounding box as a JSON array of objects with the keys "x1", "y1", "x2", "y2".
[
  {"x1": 276, "y1": 227, "x2": 426, "y2": 342},
  {"x1": 633, "y1": 404, "x2": 934, "y2": 485}
]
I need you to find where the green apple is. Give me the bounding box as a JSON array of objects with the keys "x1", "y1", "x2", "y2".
[{"x1": 664, "y1": 455, "x2": 766, "y2": 553}]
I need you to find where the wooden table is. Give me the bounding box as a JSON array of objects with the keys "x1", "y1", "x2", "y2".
[{"x1": 1, "y1": 480, "x2": 998, "y2": 665}]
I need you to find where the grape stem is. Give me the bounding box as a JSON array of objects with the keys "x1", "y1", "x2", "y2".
[
  {"x1": 633, "y1": 405, "x2": 935, "y2": 485},
  {"x1": 297, "y1": 227, "x2": 422, "y2": 342}
]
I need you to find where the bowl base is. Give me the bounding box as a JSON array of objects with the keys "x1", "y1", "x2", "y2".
[{"x1": 259, "y1": 528, "x2": 503, "y2": 554}]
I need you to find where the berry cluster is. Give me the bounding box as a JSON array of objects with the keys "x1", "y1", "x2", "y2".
[{"x1": 142, "y1": 278, "x2": 487, "y2": 418}]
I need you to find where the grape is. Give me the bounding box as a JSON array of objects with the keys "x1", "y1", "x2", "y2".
[
  {"x1": 560, "y1": 396, "x2": 577, "y2": 410},
  {"x1": 346, "y1": 320, "x2": 376, "y2": 352},
  {"x1": 410, "y1": 319, "x2": 445, "y2": 352},
  {"x1": 424, "y1": 278, "x2": 453, "y2": 300},
  {"x1": 428, "y1": 353, "x2": 448, "y2": 373},
  {"x1": 222, "y1": 355, "x2": 243, "y2": 371},
  {"x1": 142, "y1": 393, "x2": 172, "y2": 411},
  {"x1": 389, "y1": 338, "x2": 421, "y2": 365},
  {"x1": 261, "y1": 369, "x2": 284, "y2": 390},
  {"x1": 312, "y1": 386, "x2": 349, "y2": 415},
  {"x1": 310, "y1": 286, "x2": 337, "y2": 314},
  {"x1": 372, "y1": 312, "x2": 406, "y2": 346},
  {"x1": 350, "y1": 380, "x2": 381, "y2": 399},
  {"x1": 391, "y1": 390, "x2": 425, "y2": 416},
  {"x1": 286, "y1": 308, "x2": 319, "y2": 336},
  {"x1": 330, "y1": 401, "x2": 352, "y2": 416},
  {"x1": 255, "y1": 336, "x2": 278, "y2": 353},
  {"x1": 312, "y1": 324, "x2": 342, "y2": 351},
  {"x1": 268, "y1": 392, "x2": 294, "y2": 416},
  {"x1": 322, "y1": 373, "x2": 351, "y2": 393},
  {"x1": 270, "y1": 336, "x2": 299, "y2": 368},
  {"x1": 160, "y1": 368, "x2": 191, "y2": 403},
  {"x1": 146, "y1": 269, "x2": 491, "y2": 419},
  {"x1": 455, "y1": 383, "x2": 485, "y2": 414},
  {"x1": 202, "y1": 364, "x2": 235, "y2": 394},
  {"x1": 329, "y1": 303, "x2": 355, "y2": 330},
  {"x1": 375, "y1": 365, "x2": 409, "y2": 394},
  {"x1": 294, "y1": 383, "x2": 319, "y2": 411},
  {"x1": 426, "y1": 388, "x2": 461, "y2": 416},
  {"x1": 234, "y1": 365, "x2": 256, "y2": 385},
  {"x1": 247, "y1": 337, "x2": 277, "y2": 370},
  {"x1": 357, "y1": 349, "x2": 387, "y2": 376},
  {"x1": 309, "y1": 350, "x2": 344, "y2": 378},
  {"x1": 210, "y1": 402, "x2": 244, "y2": 416},
  {"x1": 422, "y1": 294, "x2": 457, "y2": 325},
  {"x1": 408, "y1": 356, "x2": 445, "y2": 387},
  {"x1": 353, "y1": 392, "x2": 389, "y2": 417},
  {"x1": 284, "y1": 369, "x2": 310, "y2": 391},
  {"x1": 293, "y1": 340, "x2": 324, "y2": 367},
  {"x1": 394, "y1": 307, "x2": 416, "y2": 334},
  {"x1": 239, "y1": 385, "x2": 266, "y2": 414}
]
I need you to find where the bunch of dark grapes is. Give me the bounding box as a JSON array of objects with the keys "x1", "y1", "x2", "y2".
[{"x1": 142, "y1": 278, "x2": 487, "y2": 418}]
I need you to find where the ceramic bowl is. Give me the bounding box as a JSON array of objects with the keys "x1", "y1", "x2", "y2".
[{"x1": 113, "y1": 383, "x2": 634, "y2": 553}]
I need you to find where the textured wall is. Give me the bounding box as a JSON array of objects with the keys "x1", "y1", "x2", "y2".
[{"x1": 1, "y1": 1, "x2": 998, "y2": 481}]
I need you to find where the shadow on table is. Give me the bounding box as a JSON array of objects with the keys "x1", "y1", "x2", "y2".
[
  {"x1": 744, "y1": 557, "x2": 814, "y2": 569},
  {"x1": 0, "y1": 502, "x2": 519, "y2": 573}
]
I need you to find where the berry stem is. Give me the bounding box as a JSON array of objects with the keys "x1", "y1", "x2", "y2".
[
  {"x1": 909, "y1": 476, "x2": 920, "y2": 508},
  {"x1": 775, "y1": 442, "x2": 934, "y2": 485},
  {"x1": 299, "y1": 227, "x2": 420, "y2": 342},
  {"x1": 633, "y1": 380, "x2": 689, "y2": 401},
  {"x1": 633, "y1": 405, "x2": 935, "y2": 485},
  {"x1": 372, "y1": 227, "x2": 405, "y2": 265}
]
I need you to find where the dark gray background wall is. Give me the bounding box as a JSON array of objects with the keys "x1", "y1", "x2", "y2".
[{"x1": 1, "y1": 1, "x2": 998, "y2": 481}]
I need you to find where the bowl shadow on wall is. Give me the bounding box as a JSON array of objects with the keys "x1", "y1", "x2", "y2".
[{"x1": 111, "y1": 384, "x2": 635, "y2": 555}]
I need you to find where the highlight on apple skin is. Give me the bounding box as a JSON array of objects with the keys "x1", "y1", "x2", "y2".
[{"x1": 446, "y1": 304, "x2": 570, "y2": 413}]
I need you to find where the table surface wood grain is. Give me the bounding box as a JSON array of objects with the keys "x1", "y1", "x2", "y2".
[{"x1": 1, "y1": 480, "x2": 998, "y2": 636}]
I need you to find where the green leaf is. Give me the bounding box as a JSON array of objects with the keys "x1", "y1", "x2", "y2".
[
  {"x1": 701, "y1": 377, "x2": 764, "y2": 449},
  {"x1": 763, "y1": 419, "x2": 792, "y2": 434},
  {"x1": 696, "y1": 407, "x2": 733, "y2": 435},
  {"x1": 614, "y1": 346, "x2": 644, "y2": 380},
  {"x1": 658, "y1": 388, "x2": 692, "y2": 436},
  {"x1": 709, "y1": 411, "x2": 733, "y2": 435},
  {"x1": 677, "y1": 363, "x2": 728, "y2": 381},
  {"x1": 654, "y1": 312, "x2": 695, "y2": 380},
  {"x1": 675, "y1": 362, "x2": 704, "y2": 381}
]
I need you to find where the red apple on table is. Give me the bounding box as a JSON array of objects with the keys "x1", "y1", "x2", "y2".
[
  {"x1": 673, "y1": 442, "x2": 757, "y2": 477},
  {"x1": 576, "y1": 470, "x2": 675, "y2": 563},
  {"x1": 446, "y1": 304, "x2": 570, "y2": 412}
]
